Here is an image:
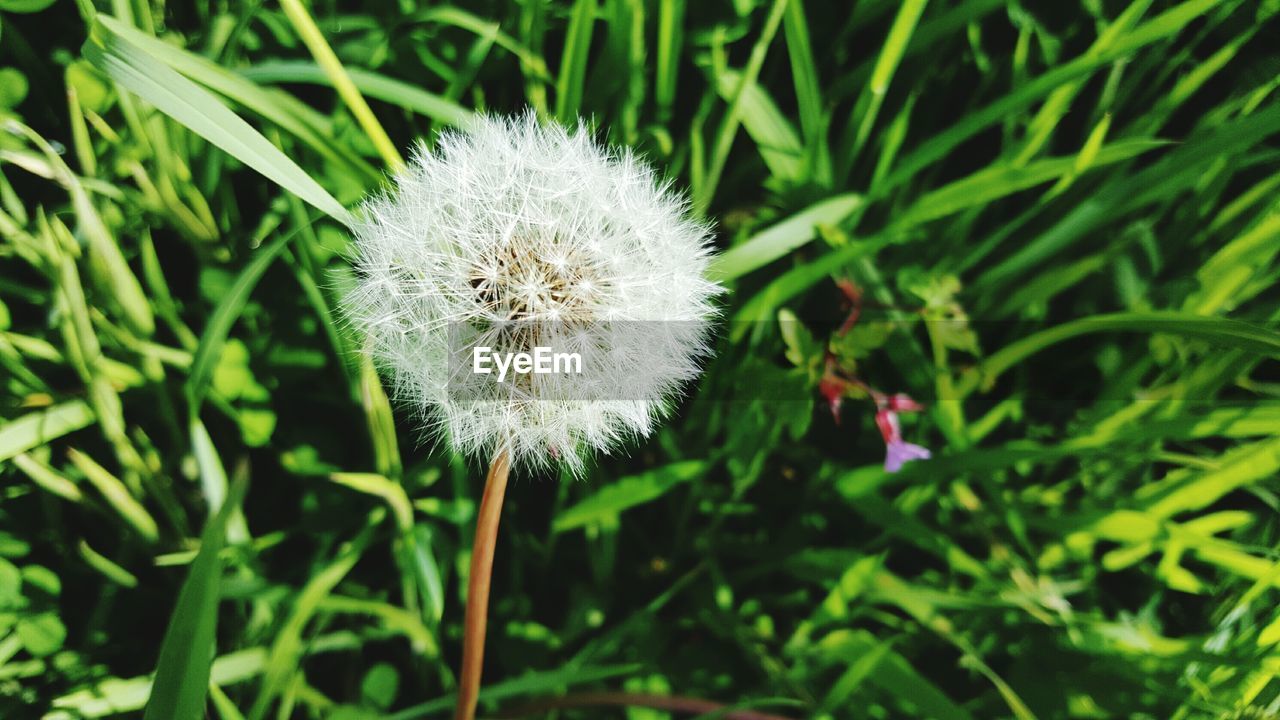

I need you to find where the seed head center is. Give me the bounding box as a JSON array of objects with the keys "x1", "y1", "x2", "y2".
[{"x1": 469, "y1": 240, "x2": 610, "y2": 322}]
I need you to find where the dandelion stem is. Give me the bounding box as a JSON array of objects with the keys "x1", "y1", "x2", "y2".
[{"x1": 455, "y1": 449, "x2": 511, "y2": 720}]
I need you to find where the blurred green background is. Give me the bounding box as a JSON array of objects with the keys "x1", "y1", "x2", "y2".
[{"x1": 3, "y1": 0, "x2": 1280, "y2": 718}]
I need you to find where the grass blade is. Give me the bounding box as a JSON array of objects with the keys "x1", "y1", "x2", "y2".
[
  {"x1": 278, "y1": 0, "x2": 403, "y2": 171},
  {"x1": 83, "y1": 14, "x2": 355, "y2": 227},
  {"x1": 554, "y1": 461, "x2": 707, "y2": 532},
  {"x1": 144, "y1": 475, "x2": 249, "y2": 720},
  {"x1": 185, "y1": 229, "x2": 297, "y2": 416},
  {"x1": 238, "y1": 61, "x2": 476, "y2": 127},
  {"x1": 981, "y1": 312, "x2": 1280, "y2": 388},
  {"x1": 696, "y1": 0, "x2": 788, "y2": 212},
  {"x1": 555, "y1": 0, "x2": 597, "y2": 122},
  {"x1": 841, "y1": 0, "x2": 928, "y2": 174},
  {"x1": 709, "y1": 193, "x2": 863, "y2": 282},
  {"x1": 0, "y1": 400, "x2": 94, "y2": 462}
]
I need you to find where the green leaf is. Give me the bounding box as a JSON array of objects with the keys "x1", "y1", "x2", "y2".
[
  {"x1": 144, "y1": 476, "x2": 249, "y2": 720},
  {"x1": 981, "y1": 312, "x2": 1280, "y2": 388},
  {"x1": 555, "y1": 0, "x2": 597, "y2": 122},
  {"x1": 191, "y1": 417, "x2": 250, "y2": 544},
  {"x1": 78, "y1": 540, "x2": 139, "y2": 588},
  {"x1": 554, "y1": 461, "x2": 707, "y2": 531},
  {"x1": 0, "y1": 67, "x2": 28, "y2": 108},
  {"x1": 1145, "y1": 438, "x2": 1280, "y2": 519},
  {"x1": 697, "y1": 0, "x2": 789, "y2": 211},
  {"x1": 892, "y1": 139, "x2": 1168, "y2": 229},
  {"x1": 67, "y1": 448, "x2": 159, "y2": 544},
  {"x1": 360, "y1": 663, "x2": 399, "y2": 710},
  {"x1": 250, "y1": 519, "x2": 380, "y2": 718},
  {"x1": 0, "y1": 401, "x2": 94, "y2": 463},
  {"x1": 879, "y1": 0, "x2": 1223, "y2": 196},
  {"x1": 841, "y1": 0, "x2": 928, "y2": 170},
  {"x1": 714, "y1": 68, "x2": 805, "y2": 182},
  {"x1": 239, "y1": 61, "x2": 476, "y2": 128},
  {"x1": 328, "y1": 472, "x2": 414, "y2": 531},
  {"x1": 782, "y1": 0, "x2": 825, "y2": 166},
  {"x1": 815, "y1": 629, "x2": 975, "y2": 720},
  {"x1": 383, "y1": 664, "x2": 639, "y2": 720},
  {"x1": 0, "y1": 558, "x2": 22, "y2": 607},
  {"x1": 83, "y1": 15, "x2": 354, "y2": 228},
  {"x1": 709, "y1": 194, "x2": 863, "y2": 282},
  {"x1": 0, "y1": 0, "x2": 57, "y2": 12},
  {"x1": 185, "y1": 229, "x2": 296, "y2": 416},
  {"x1": 16, "y1": 612, "x2": 66, "y2": 656}
]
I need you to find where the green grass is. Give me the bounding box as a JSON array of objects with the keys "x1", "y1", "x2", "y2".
[{"x1": 2, "y1": 0, "x2": 1280, "y2": 718}]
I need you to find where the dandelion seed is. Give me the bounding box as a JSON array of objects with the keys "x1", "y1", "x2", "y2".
[{"x1": 342, "y1": 112, "x2": 721, "y2": 475}]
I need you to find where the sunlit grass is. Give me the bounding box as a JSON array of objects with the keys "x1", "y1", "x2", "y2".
[{"x1": 1, "y1": 1, "x2": 1279, "y2": 718}]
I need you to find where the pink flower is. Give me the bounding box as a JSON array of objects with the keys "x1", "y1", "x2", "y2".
[
  {"x1": 814, "y1": 292, "x2": 932, "y2": 473},
  {"x1": 885, "y1": 393, "x2": 925, "y2": 413},
  {"x1": 884, "y1": 439, "x2": 932, "y2": 473},
  {"x1": 819, "y1": 375, "x2": 846, "y2": 423},
  {"x1": 875, "y1": 404, "x2": 931, "y2": 473},
  {"x1": 875, "y1": 407, "x2": 900, "y2": 441},
  {"x1": 819, "y1": 356, "x2": 851, "y2": 424}
]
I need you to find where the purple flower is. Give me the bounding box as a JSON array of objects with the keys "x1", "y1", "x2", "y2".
[{"x1": 884, "y1": 439, "x2": 931, "y2": 473}]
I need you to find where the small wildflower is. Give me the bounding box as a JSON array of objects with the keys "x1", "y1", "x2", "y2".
[
  {"x1": 874, "y1": 398, "x2": 930, "y2": 473},
  {"x1": 885, "y1": 393, "x2": 925, "y2": 413},
  {"x1": 874, "y1": 407, "x2": 899, "y2": 442},
  {"x1": 884, "y1": 438, "x2": 933, "y2": 473}
]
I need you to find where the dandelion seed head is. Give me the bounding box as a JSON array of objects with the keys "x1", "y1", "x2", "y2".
[{"x1": 343, "y1": 113, "x2": 721, "y2": 475}]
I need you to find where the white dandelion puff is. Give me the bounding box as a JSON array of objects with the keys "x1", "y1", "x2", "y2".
[{"x1": 342, "y1": 112, "x2": 722, "y2": 475}]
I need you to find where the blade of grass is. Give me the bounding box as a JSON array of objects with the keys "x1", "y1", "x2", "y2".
[
  {"x1": 877, "y1": 0, "x2": 1222, "y2": 198},
  {"x1": 240, "y1": 62, "x2": 476, "y2": 127},
  {"x1": 143, "y1": 475, "x2": 249, "y2": 720},
  {"x1": 554, "y1": 461, "x2": 707, "y2": 532},
  {"x1": 709, "y1": 193, "x2": 863, "y2": 282},
  {"x1": 0, "y1": 401, "x2": 94, "y2": 462},
  {"x1": 329, "y1": 472, "x2": 414, "y2": 532},
  {"x1": 360, "y1": 354, "x2": 403, "y2": 480},
  {"x1": 1011, "y1": 0, "x2": 1153, "y2": 165},
  {"x1": 839, "y1": 0, "x2": 928, "y2": 178},
  {"x1": 696, "y1": 0, "x2": 788, "y2": 212},
  {"x1": 1144, "y1": 438, "x2": 1280, "y2": 519},
  {"x1": 11, "y1": 121, "x2": 155, "y2": 338},
  {"x1": 555, "y1": 0, "x2": 597, "y2": 122},
  {"x1": 191, "y1": 417, "x2": 250, "y2": 544},
  {"x1": 249, "y1": 513, "x2": 381, "y2": 720},
  {"x1": 67, "y1": 447, "x2": 159, "y2": 544},
  {"x1": 185, "y1": 227, "x2": 297, "y2": 416},
  {"x1": 278, "y1": 0, "x2": 404, "y2": 171},
  {"x1": 12, "y1": 452, "x2": 84, "y2": 502},
  {"x1": 980, "y1": 312, "x2": 1280, "y2": 389},
  {"x1": 99, "y1": 17, "x2": 377, "y2": 187},
  {"x1": 83, "y1": 15, "x2": 355, "y2": 227},
  {"x1": 385, "y1": 664, "x2": 641, "y2": 720},
  {"x1": 891, "y1": 138, "x2": 1167, "y2": 229},
  {"x1": 782, "y1": 0, "x2": 822, "y2": 147},
  {"x1": 714, "y1": 69, "x2": 805, "y2": 183},
  {"x1": 654, "y1": 0, "x2": 685, "y2": 122},
  {"x1": 77, "y1": 539, "x2": 139, "y2": 588}
]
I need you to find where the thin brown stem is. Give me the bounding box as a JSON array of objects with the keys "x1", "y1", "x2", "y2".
[
  {"x1": 454, "y1": 450, "x2": 511, "y2": 720},
  {"x1": 494, "y1": 691, "x2": 800, "y2": 720}
]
